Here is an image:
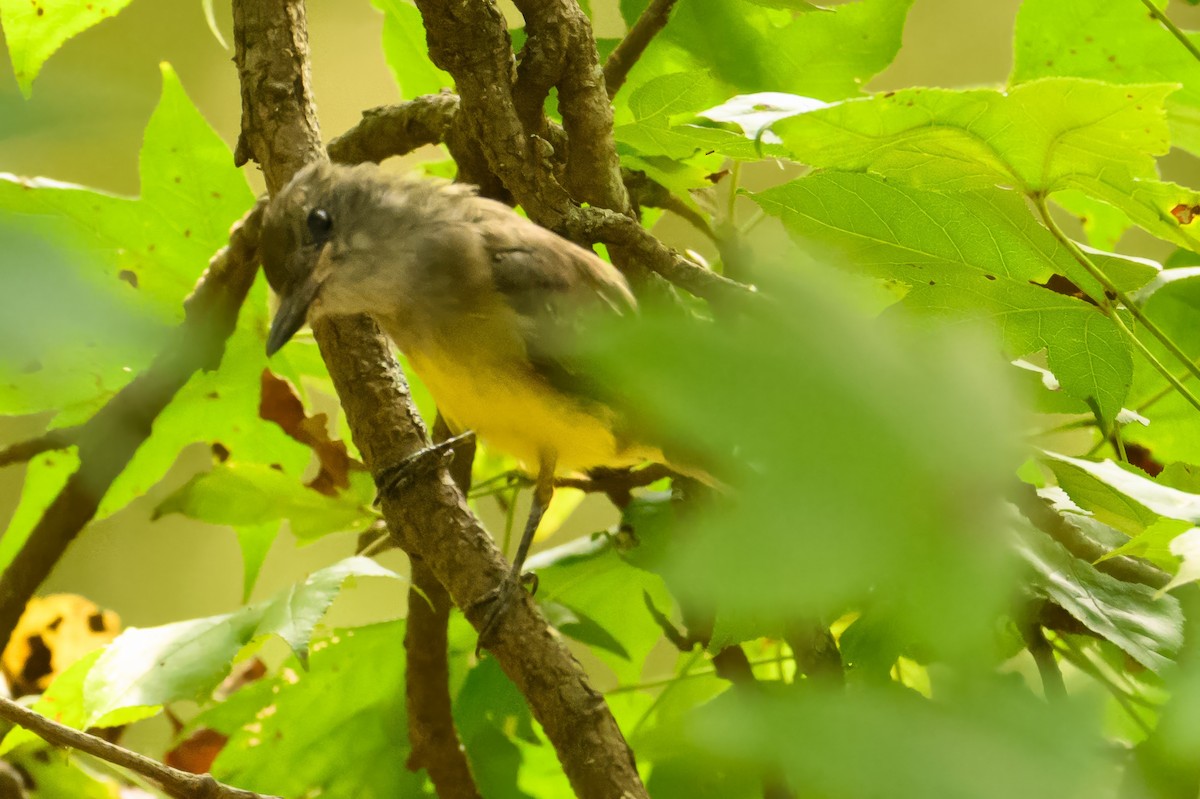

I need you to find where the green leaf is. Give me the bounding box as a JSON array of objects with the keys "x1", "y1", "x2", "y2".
[
  {"x1": 614, "y1": 72, "x2": 793, "y2": 161},
  {"x1": 81, "y1": 558, "x2": 399, "y2": 725},
  {"x1": 901, "y1": 271, "x2": 1131, "y2": 426},
  {"x1": 1041, "y1": 451, "x2": 1200, "y2": 533},
  {"x1": 211, "y1": 622, "x2": 429, "y2": 799},
  {"x1": 83, "y1": 606, "x2": 263, "y2": 727},
  {"x1": 772, "y1": 79, "x2": 1174, "y2": 194},
  {"x1": 1015, "y1": 522, "x2": 1182, "y2": 671},
  {"x1": 620, "y1": 0, "x2": 912, "y2": 101},
  {"x1": 256, "y1": 557, "x2": 398, "y2": 664},
  {"x1": 12, "y1": 747, "x2": 121, "y2": 799},
  {"x1": 628, "y1": 72, "x2": 722, "y2": 123},
  {"x1": 0, "y1": 448, "x2": 78, "y2": 575},
  {"x1": 693, "y1": 682, "x2": 1111, "y2": 799},
  {"x1": 1051, "y1": 190, "x2": 1134, "y2": 252},
  {"x1": 751, "y1": 171, "x2": 1157, "y2": 300},
  {"x1": 1098, "y1": 517, "x2": 1188, "y2": 571},
  {"x1": 581, "y1": 272, "x2": 1022, "y2": 664},
  {"x1": 540, "y1": 601, "x2": 631, "y2": 659},
  {"x1": 0, "y1": 0, "x2": 136, "y2": 96},
  {"x1": 1012, "y1": 0, "x2": 1200, "y2": 158},
  {"x1": 155, "y1": 461, "x2": 373, "y2": 541},
  {"x1": 0, "y1": 65, "x2": 297, "y2": 524},
  {"x1": 0, "y1": 221, "x2": 161, "y2": 418},
  {"x1": 370, "y1": 0, "x2": 453, "y2": 99},
  {"x1": 530, "y1": 532, "x2": 674, "y2": 680}
]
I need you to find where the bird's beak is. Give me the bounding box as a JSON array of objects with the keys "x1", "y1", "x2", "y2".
[{"x1": 266, "y1": 275, "x2": 320, "y2": 357}]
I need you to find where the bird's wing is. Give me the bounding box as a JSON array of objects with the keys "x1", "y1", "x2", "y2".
[{"x1": 476, "y1": 203, "x2": 635, "y2": 405}]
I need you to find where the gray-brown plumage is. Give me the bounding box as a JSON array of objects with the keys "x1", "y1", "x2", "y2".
[{"x1": 260, "y1": 160, "x2": 673, "y2": 643}]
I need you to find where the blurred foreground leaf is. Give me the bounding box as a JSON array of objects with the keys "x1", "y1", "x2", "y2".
[{"x1": 585, "y1": 271, "x2": 1021, "y2": 664}]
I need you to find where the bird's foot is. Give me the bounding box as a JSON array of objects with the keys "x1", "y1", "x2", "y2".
[
  {"x1": 373, "y1": 431, "x2": 476, "y2": 506},
  {"x1": 473, "y1": 570, "x2": 539, "y2": 656}
]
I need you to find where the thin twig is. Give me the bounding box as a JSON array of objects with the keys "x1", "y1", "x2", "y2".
[
  {"x1": 1035, "y1": 196, "x2": 1200, "y2": 411},
  {"x1": 1140, "y1": 0, "x2": 1200, "y2": 65},
  {"x1": 604, "y1": 0, "x2": 680, "y2": 97},
  {"x1": 569, "y1": 205, "x2": 759, "y2": 306},
  {"x1": 0, "y1": 425, "x2": 81, "y2": 469},
  {"x1": 1020, "y1": 614, "x2": 1066, "y2": 702},
  {"x1": 0, "y1": 696, "x2": 279, "y2": 799}
]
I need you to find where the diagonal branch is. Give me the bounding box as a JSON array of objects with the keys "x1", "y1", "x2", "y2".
[
  {"x1": 604, "y1": 0, "x2": 679, "y2": 98},
  {"x1": 0, "y1": 425, "x2": 81, "y2": 469},
  {"x1": 0, "y1": 204, "x2": 264, "y2": 647},
  {"x1": 0, "y1": 672, "x2": 279, "y2": 798}
]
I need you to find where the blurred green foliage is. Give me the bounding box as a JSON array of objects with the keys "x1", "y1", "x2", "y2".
[{"x1": 6, "y1": 0, "x2": 1200, "y2": 798}]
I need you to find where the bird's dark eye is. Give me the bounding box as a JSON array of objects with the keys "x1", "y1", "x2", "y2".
[{"x1": 307, "y1": 208, "x2": 333, "y2": 242}]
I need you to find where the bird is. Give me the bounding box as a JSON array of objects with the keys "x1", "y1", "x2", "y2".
[{"x1": 258, "y1": 160, "x2": 694, "y2": 645}]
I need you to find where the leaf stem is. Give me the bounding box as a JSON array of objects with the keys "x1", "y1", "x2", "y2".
[
  {"x1": 1140, "y1": 0, "x2": 1200, "y2": 65},
  {"x1": 1111, "y1": 306, "x2": 1200, "y2": 414},
  {"x1": 1034, "y1": 196, "x2": 1200, "y2": 414}
]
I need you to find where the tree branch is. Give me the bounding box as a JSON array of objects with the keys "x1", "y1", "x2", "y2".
[
  {"x1": 403, "y1": 415, "x2": 481, "y2": 799},
  {"x1": 0, "y1": 203, "x2": 264, "y2": 647},
  {"x1": 604, "y1": 0, "x2": 679, "y2": 98},
  {"x1": 0, "y1": 696, "x2": 279, "y2": 799},
  {"x1": 0, "y1": 425, "x2": 81, "y2": 469},
  {"x1": 1020, "y1": 610, "x2": 1066, "y2": 702},
  {"x1": 568, "y1": 205, "x2": 760, "y2": 306},
  {"x1": 412, "y1": 0, "x2": 574, "y2": 226},
  {"x1": 233, "y1": 2, "x2": 649, "y2": 797},
  {"x1": 511, "y1": 0, "x2": 629, "y2": 211},
  {"x1": 233, "y1": 0, "x2": 323, "y2": 194},
  {"x1": 326, "y1": 93, "x2": 460, "y2": 166}
]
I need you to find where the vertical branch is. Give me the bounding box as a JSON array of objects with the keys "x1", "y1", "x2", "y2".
[
  {"x1": 404, "y1": 416, "x2": 481, "y2": 799},
  {"x1": 232, "y1": 0, "x2": 322, "y2": 194},
  {"x1": 233, "y1": 2, "x2": 650, "y2": 797}
]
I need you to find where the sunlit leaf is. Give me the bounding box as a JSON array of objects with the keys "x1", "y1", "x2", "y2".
[
  {"x1": 1015, "y1": 520, "x2": 1182, "y2": 671},
  {"x1": 370, "y1": 0, "x2": 453, "y2": 98},
  {"x1": 81, "y1": 558, "x2": 399, "y2": 725},
  {"x1": 211, "y1": 622, "x2": 428, "y2": 799},
  {"x1": 620, "y1": 0, "x2": 912, "y2": 101},
  {"x1": 1012, "y1": 0, "x2": 1200, "y2": 157},
  {"x1": 0, "y1": 0, "x2": 136, "y2": 96}
]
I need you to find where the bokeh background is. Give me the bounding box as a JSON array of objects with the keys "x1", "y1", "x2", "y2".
[{"x1": 3, "y1": 0, "x2": 1200, "y2": 755}]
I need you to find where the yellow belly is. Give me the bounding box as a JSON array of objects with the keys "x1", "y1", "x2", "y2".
[{"x1": 405, "y1": 350, "x2": 661, "y2": 473}]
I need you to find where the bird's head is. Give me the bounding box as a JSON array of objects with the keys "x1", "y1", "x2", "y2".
[{"x1": 260, "y1": 160, "x2": 398, "y2": 356}]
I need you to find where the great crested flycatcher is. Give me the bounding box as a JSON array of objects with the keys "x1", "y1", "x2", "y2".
[{"x1": 260, "y1": 160, "x2": 689, "y2": 641}]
